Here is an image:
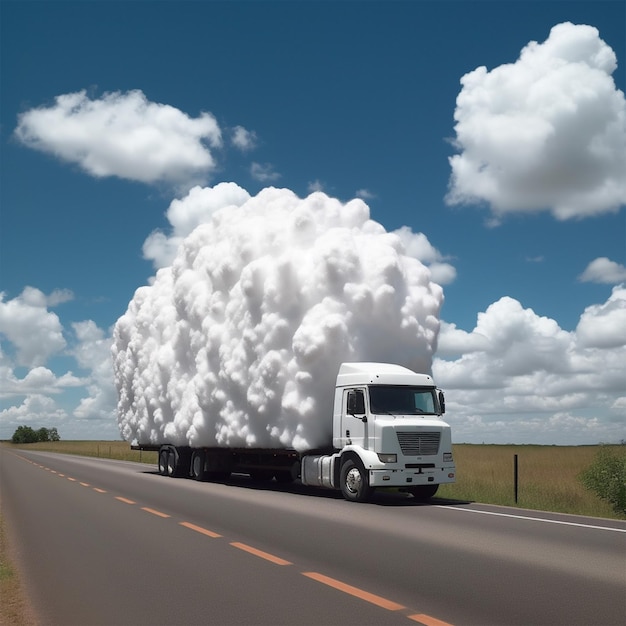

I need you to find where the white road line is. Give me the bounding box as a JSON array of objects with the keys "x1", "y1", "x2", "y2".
[{"x1": 436, "y1": 505, "x2": 626, "y2": 532}]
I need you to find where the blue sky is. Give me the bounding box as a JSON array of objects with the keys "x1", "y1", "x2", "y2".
[{"x1": 1, "y1": 0, "x2": 625, "y2": 444}]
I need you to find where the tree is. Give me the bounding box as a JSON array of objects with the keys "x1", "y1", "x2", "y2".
[
  {"x1": 12, "y1": 425, "x2": 39, "y2": 444},
  {"x1": 11, "y1": 425, "x2": 61, "y2": 444},
  {"x1": 37, "y1": 427, "x2": 50, "y2": 442}
]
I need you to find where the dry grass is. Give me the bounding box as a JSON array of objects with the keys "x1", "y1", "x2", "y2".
[
  {"x1": 4, "y1": 440, "x2": 157, "y2": 464},
  {"x1": 437, "y1": 444, "x2": 624, "y2": 519}
]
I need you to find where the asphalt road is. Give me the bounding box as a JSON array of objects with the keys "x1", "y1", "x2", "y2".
[{"x1": 2, "y1": 447, "x2": 625, "y2": 626}]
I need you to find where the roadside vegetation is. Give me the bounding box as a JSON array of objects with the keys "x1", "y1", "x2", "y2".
[
  {"x1": 3, "y1": 440, "x2": 625, "y2": 520},
  {"x1": 11, "y1": 426, "x2": 60, "y2": 444},
  {"x1": 0, "y1": 512, "x2": 36, "y2": 626},
  {"x1": 4, "y1": 440, "x2": 158, "y2": 464},
  {"x1": 438, "y1": 444, "x2": 626, "y2": 520},
  {"x1": 578, "y1": 445, "x2": 626, "y2": 517}
]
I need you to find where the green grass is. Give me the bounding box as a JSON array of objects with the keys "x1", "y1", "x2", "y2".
[{"x1": 4, "y1": 441, "x2": 624, "y2": 520}]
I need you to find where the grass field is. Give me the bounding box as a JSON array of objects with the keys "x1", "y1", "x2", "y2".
[
  {"x1": 4, "y1": 441, "x2": 624, "y2": 520},
  {"x1": 437, "y1": 444, "x2": 624, "y2": 520}
]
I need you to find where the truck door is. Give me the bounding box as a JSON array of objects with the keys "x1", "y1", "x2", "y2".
[{"x1": 343, "y1": 388, "x2": 368, "y2": 450}]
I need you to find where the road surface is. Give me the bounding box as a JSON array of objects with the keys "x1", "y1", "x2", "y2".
[{"x1": 2, "y1": 447, "x2": 625, "y2": 625}]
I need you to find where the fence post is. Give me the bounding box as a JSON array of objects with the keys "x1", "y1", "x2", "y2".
[{"x1": 514, "y1": 454, "x2": 519, "y2": 503}]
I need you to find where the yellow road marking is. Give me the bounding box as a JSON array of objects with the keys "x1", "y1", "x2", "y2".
[
  {"x1": 230, "y1": 542, "x2": 292, "y2": 565},
  {"x1": 179, "y1": 521, "x2": 222, "y2": 538},
  {"x1": 302, "y1": 572, "x2": 405, "y2": 611},
  {"x1": 142, "y1": 507, "x2": 170, "y2": 518},
  {"x1": 15, "y1": 453, "x2": 451, "y2": 625},
  {"x1": 409, "y1": 614, "x2": 454, "y2": 626}
]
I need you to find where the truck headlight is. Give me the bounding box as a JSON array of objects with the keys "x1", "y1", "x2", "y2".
[
  {"x1": 377, "y1": 453, "x2": 397, "y2": 463},
  {"x1": 443, "y1": 452, "x2": 453, "y2": 462}
]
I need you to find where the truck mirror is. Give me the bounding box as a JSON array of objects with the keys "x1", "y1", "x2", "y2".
[{"x1": 438, "y1": 390, "x2": 446, "y2": 414}]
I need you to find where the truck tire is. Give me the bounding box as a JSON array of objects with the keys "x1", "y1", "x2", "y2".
[
  {"x1": 166, "y1": 449, "x2": 177, "y2": 477},
  {"x1": 191, "y1": 450, "x2": 206, "y2": 481},
  {"x1": 158, "y1": 449, "x2": 169, "y2": 476},
  {"x1": 340, "y1": 458, "x2": 372, "y2": 503},
  {"x1": 409, "y1": 484, "x2": 438, "y2": 501}
]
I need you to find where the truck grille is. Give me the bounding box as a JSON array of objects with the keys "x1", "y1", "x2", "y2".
[{"x1": 397, "y1": 432, "x2": 440, "y2": 456}]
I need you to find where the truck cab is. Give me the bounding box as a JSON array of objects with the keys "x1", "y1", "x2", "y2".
[{"x1": 331, "y1": 362, "x2": 455, "y2": 501}]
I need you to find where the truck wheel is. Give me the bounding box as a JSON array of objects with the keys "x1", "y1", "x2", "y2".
[
  {"x1": 158, "y1": 449, "x2": 169, "y2": 476},
  {"x1": 166, "y1": 450, "x2": 177, "y2": 477},
  {"x1": 340, "y1": 458, "x2": 372, "y2": 503},
  {"x1": 409, "y1": 485, "x2": 438, "y2": 501},
  {"x1": 191, "y1": 451, "x2": 205, "y2": 481}
]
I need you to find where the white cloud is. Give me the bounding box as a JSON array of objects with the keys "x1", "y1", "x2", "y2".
[
  {"x1": 434, "y1": 289, "x2": 626, "y2": 444},
  {"x1": 0, "y1": 285, "x2": 121, "y2": 439},
  {"x1": 356, "y1": 189, "x2": 375, "y2": 200},
  {"x1": 307, "y1": 180, "x2": 325, "y2": 193},
  {"x1": 579, "y1": 257, "x2": 626, "y2": 284},
  {"x1": 446, "y1": 22, "x2": 626, "y2": 221},
  {"x1": 143, "y1": 182, "x2": 251, "y2": 268},
  {"x1": 436, "y1": 321, "x2": 490, "y2": 357},
  {"x1": 0, "y1": 288, "x2": 67, "y2": 367},
  {"x1": 113, "y1": 186, "x2": 444, "y2": 450},
  {"x1": 15, "y1": 89, "x2": 222, "y2": 187},
  {"x1": 1, "y1": 395, "x2": 68, "y2": 426},
  {"x1": 576, "y1": 285, "x2": 626, "y2": 348},
  {"x1": 231, "y1": 125, "x2": 257, "y2": 151},
  {"x1": 70, "y1": 321, "x2": 117, "y2": 421},
  {"x1": 392, "y1": 227, "x2": 457, "y2": 285},
  {"x1": 251, "y1": 161, "x2": 281, "y2": 182},
  {"x1": 0, "y1": 367, "x2": 83, "y2": 398}
]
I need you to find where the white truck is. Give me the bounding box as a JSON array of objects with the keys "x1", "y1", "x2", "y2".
[{"x1": 134, "y1": 362, "x2": 455, "y2": 502}]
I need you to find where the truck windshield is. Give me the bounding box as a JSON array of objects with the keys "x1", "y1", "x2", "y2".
[{"x1": 369, "y1": 386, "x2": 437, "y2": 415}]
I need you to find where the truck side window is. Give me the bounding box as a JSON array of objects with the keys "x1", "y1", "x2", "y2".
[{"x1": 347, "y1": 389, "x2": 365, "y2": 414}]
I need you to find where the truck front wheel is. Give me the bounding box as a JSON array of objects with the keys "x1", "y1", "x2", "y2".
[
  {"x1": 340, "y1": 458, "x2": 372, "y2": 503},
  {"x1": 409, "y1": 484, "x2": 438, "y2": 501}
]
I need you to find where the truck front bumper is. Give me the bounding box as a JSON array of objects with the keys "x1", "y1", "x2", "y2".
[{"x1": 368, "y1": 466, "x2": 456, "y2": 488}]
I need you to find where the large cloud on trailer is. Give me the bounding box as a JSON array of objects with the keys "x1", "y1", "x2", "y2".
[{"x1": 112, "y1": 187, "x2": 443, "y2": 451}]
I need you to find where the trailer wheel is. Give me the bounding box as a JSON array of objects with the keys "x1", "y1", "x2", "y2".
[
  {"x1": 166, "y1": 450, "x2": 177, "y2": 477},
  {"x1": 191, "y1": 451, "x2": 205, "y2": 481},
  {"x1": 340, "y1": 458, "x2": 372, "y2": 503},
  {"x1": 409, "y1": 484, "x2": 438, "y2": 501},
  {"x1": 158, "y1": 449, "x2": 169, "y2": 476}
]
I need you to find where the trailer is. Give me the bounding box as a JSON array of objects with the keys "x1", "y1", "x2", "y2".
[{"x1": 132, "y1": 362, "x2": 455, "y2": 502}]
